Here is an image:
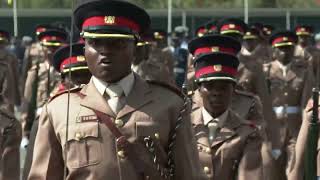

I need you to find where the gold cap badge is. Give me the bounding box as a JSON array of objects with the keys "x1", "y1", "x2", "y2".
[
  {"x1": 213, "y1": 65, "x2": 222, "y2": 72},
  {"x1": 229, "y1": 24, "x2": 235, "y2": 28},
  {"x1": 283, "y1": 37, "x2": 288, "y2": 41},
  {"x1": 77, "y1": 56, "x2": 85, "y2": 62},
  {"x1": 104, "y1": 16, "x2": 116, "y2": 24},
  {"x1": 211, "y1": 46, "x2": 220, "y2": 52}
]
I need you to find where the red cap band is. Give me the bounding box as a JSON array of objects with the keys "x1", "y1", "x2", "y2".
[
  {"x1": 209, "y1": 26, "x2": 217, "y2": 31},
  {"x1": 194, "y1": 46, "x2": 237, "y2": 56},
  {"x1": 195, "y1": 65, "x2": 237, "y2": 78},
  {"x1": 296, "y1": 27, "x2": 310, "y2": 33},
  {"x1": 197, "y1": 28, "x2": 207, "y2": 34},
  {"x1": 220, "y1": 24, "x2": 244, "y2": 33},
  {"x1": 40, "y1": 36, "x2": 64, "y2": 42},
  {"x1": 36, "y1": 27, "x2": 46, "y2": 33},
  {"x1": 82, "y1": 16, "x2": 140, "y2": 33},
  {"x1": 60, "y1": 57, "x2": 80, "y2": 71},
  {"x1": 272, "y1": 37, "x2": 295, "y2": 46}
]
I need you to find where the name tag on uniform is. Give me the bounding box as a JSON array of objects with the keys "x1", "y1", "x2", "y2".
[{"x1": 76, "y1": 115, "x2": 98, "y2": 123}]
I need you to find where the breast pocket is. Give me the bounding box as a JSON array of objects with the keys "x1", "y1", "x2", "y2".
[
  {"x1": 291, "y1": 78, "x2": 304, "y2": 92},
  {"x1": 135, "y1": 121, "x2": 161, "y2": 140},
  {"x1": 63, "y1": 122, "x2": 102, "y2": 169},
  {"x1": 269, "y1": 78, "x2": 282, "y2": 92}
]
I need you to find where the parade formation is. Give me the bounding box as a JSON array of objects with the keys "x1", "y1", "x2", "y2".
[{"x1": 0, "y1": 0, "x2": 320, "y2": 180}]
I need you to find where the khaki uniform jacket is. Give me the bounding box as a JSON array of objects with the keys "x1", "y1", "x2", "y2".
[
  {"x1": 0, "y1": 49, "x2": 20, "y2": 109},
  {"x1": 155, "y1": 47, "x2": 175, "y2": 77},
  {"x1": 263, "y1": 59, "x2": 314, "y2": 147},
  {"x1": 28, "y1": 75, "x2": 200, "y2": 180},
  {"x1": 21, "y1": 60, "x2": 59, "y2": 137},
  {"x1": 0, "y1": 63, "x2": 22, "y2": 180},
  {"x1": 132, "y1": 60, "x2": 175, "y2": 86},
  {"x1": 0, "y1": 108, "x2": 21, "y2": 180},
  {"x1": 192, "y1": 90, "x2": 265, "y2": 132},
  {"x1": 252, "y1": 42, "x2": 274, "y2": 64},
  {"x1": 21, "y1": 42, "x2": 45, "y2": 93},
  {"x1": 295, "y1": 45, "x2": 320, "y2": 78},
  {"x1": 191, "y1": 104, "x2": 263, "y2": 180},
  {"x1": 0, "y1": 62, "x2": 16, "y2": 112},
  {"x1": 237, "y1": 54, "x2": 278, "y2": 145}
]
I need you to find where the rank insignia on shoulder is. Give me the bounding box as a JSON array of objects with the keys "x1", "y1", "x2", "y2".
[
  {"x1": 48, "y1": 86, "x2": 83, "y2": 102},
  {"x1": 76, "y1": 115, "x2": 98, "y2": 123}
]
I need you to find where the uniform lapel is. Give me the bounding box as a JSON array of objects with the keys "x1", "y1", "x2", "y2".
[
  {"x1": 211, "y1": 112, "x2": 240, "y2": 148},
  {"x1": 285, "y1": 66, "x2": 297, "y2": 82},
  {"x1": 272, "y1": 62, "x2": 286, "y2": 81},
  {"x1": 116, "y1": 74, "x2": 153, "y2": 119},
  {"x1": 80, "y1": 79, "x2": 116, "y2": 118},
  {"x1": 191, "y1": 107, "x2": 211, "y2": 148}
]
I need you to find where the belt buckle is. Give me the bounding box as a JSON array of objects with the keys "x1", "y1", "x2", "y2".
[{"x1": 274, "y1": 106, "x2": 284, "y2": 119}]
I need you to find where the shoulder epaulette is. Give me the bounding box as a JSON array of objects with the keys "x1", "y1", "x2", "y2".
[
  {"x1": 48, "y1": 85, "x2": 83, "y2": 103},
  {"x1": 147, "y1": 80, "x2": 184, "y2": 98}
]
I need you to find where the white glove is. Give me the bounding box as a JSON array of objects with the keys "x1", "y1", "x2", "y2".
[
  {"x1": 20, "y1": 137, "x2": 29, "y2": 148},
  {"x1": 271, "y1": 149, "x2": 281, "y2": 160}
]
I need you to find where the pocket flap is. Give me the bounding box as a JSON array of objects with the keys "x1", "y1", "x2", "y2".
[
  {"x1": 60, "y1": 121, "x2": 99, "y2": 145},
  {"x1": 135, "y1": 121, "x2": 159, "y2": 138}
]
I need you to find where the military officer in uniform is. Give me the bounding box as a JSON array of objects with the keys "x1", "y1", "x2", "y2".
[
  {"x1": 205, "y1": 20, "x2": 218, "y2": 35},
  {"x1": 241, "y1": 27, "x2": 265, "y2": 65},
  {"x1": 28, "y1": 1, "x2": 200, "y2": 179},
  {"x1": 21, "y1": 29, "x2": 67, "y2": 146},
  {"x1": 195, "y1": 25, "x2": 208, "y2": 38},
  {"x1": 294, "y1": 25, "x2": 320, "y2": 77},
  {"x1": 0, "y1": 30, "x2": 20, "y2": 113},
  {"x1": 21, "y1": 24, "x2": 63, "y2": 94},
  {"x1": 132, "y1": 34, "x2": 175, "y2": 85},
  {"x1": 52, "y1": 42, "x2": 91, "y2": 91},
  {"x1": 187, "y1": 35, "x2": 265, "y2": 127},
  {"x1": 152, "y1": 30, "x2": 175, "y2": 76},
  {"x1": 188, "y1": 34, "x2": 278, "y2": 180},
  {"x1": 253, "y1": 23, "x2": 274, "y2": 64},
  {"x1": 216, "y1": 19, "x2": 279, "y2": 153},
  {"x1": 294, "y1": 25, "x2": 315, "y2": 60},
  {"x1": 148, "y1": 31, "x2": 176, "y2": 81},
  {"x1": 23, "y1": 42, "x2": 91, "y2": 179},
  {"x1": 188, "y1": 43, "x2": 263, "y2": 179},
  {"x1": 263, "y1": 31, "x2": 314, "y2": 180},
  {"x1": 0, "y1": 61, "x2": 21, "y2": 180}
]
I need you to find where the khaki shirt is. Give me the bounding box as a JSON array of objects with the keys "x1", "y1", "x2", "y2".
[
  {"x1": 21, "y1": 60, "x2": 59, "y2": 137},
  {"x1": 191, "y1": 104, "x2": 263, "y2": 180},
  {"x1": 21, "y1": 42, "x2": 45, "y2": 92},
  {"x1": 237, "y1": 54, "x2": 276, "y2": 143},
  {"x1": 263, "y1": 59, "x2": 314, "y2": 147},
  {"x1": 253, "y1": 42, "x2": 274, "y2": 64},
  {"x1": 132, "y1": 60, "x2": 175, "y2": 86},
  {"x1": 192, "y1": 89, "x2": 269, "y2": 141},
  {"x1": 0, "y1": 49, "x2": 20, "y2": 108},
  {"x1": 28, "y1": 75, "x2": 200, "y2": 180},
  {"x1": 150, "y1": 47, "x2": 175, "y2": 77},
  {"x1": 0, "y1": 108, "x2": 21, "y2": 180}
]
